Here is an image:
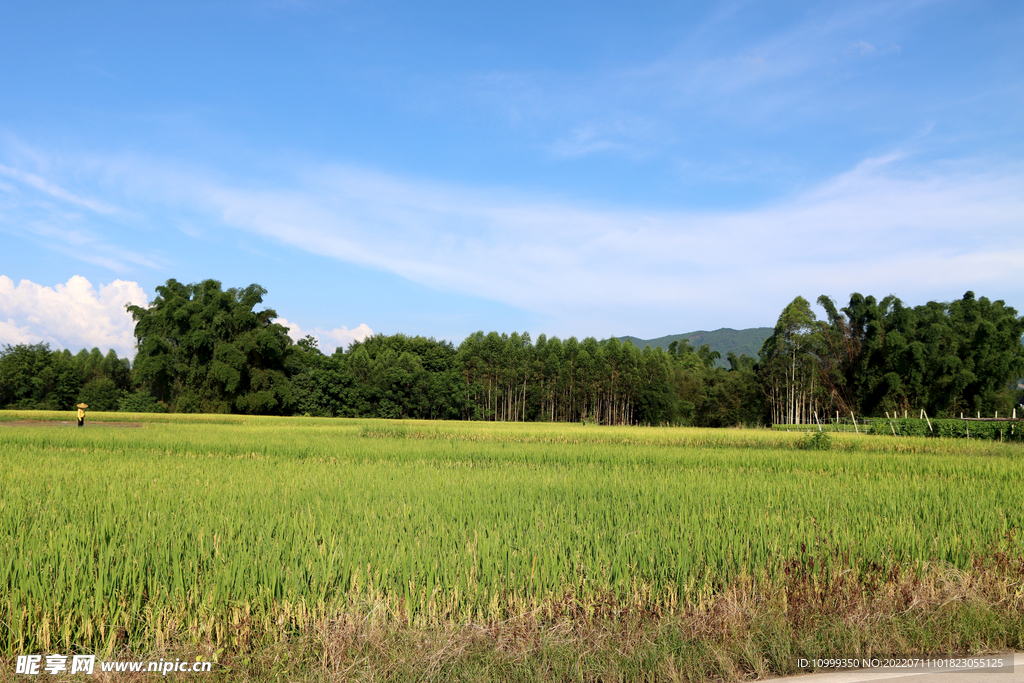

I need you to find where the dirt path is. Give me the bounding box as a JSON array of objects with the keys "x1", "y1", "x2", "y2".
[{"x1": 0, "y1": 420, "x2": 144, "y2": 428}]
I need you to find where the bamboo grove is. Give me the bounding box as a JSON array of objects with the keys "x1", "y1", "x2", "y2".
[
  {"x1": 1, "y1": 279, "x2": 1022, "y2": 425},
  {"x1": 759, "y1": 292, "x2": 1024, "y2": 424}
]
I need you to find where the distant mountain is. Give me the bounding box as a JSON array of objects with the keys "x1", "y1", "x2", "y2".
[{"x1": 618, "y1": 327, "x2": 773, "y2": 367}]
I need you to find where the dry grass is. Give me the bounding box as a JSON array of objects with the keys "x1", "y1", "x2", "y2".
[{"x1": 9, "y1": 555, "x2": 1017, "y2": 683}]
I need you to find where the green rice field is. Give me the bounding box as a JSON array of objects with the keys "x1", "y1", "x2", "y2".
[{"x1": 1, "y1": 411, "x2": 1022, "y2": 681}]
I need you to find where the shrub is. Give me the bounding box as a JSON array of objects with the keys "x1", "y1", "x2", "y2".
[
  {"x1": 77, "y1": 378, "x2": 122, "y2": 412},
  {"x1": 118, "y1": 391, "x2": 170, "y2": 413},
  {"x1": 803, "y1": 430, "x2": 832, "y2": 450}
]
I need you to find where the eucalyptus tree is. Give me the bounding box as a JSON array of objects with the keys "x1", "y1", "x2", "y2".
[
  {"x1": 72, "y1": 347, "x2": 133, "y2": 411},
  {"x1": 759, "y1": 296, "x2": 822, "y2": 424}
]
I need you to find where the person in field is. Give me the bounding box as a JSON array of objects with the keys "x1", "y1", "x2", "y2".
[{"x1": 76, "y1": 402, "x2": 88, "y2": 427}]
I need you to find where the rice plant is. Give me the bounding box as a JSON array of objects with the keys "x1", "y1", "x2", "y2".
[{"x1": 1, "y1": 412, "x2": 1022, "y2": 657}]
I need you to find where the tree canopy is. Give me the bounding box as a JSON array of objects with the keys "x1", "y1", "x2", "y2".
[
  {"x1": 127, "y1": 279, "x2": 298, "y2": 414},
  {"x1": 762, "y1": 291, "x2": 1024, "y2": 421},
  {"x1": 4, "y1": 279, "x2": 1021, "y2": 425}
]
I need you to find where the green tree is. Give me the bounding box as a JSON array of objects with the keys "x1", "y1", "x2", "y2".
[
  {"x1": 0, "y1": 344, "x2": 82, "y2": 410},
  {"x1": 128, "y1": 279, "x2": 298, "y2": 414},
  {"x1": 814, "y1": 291, "x2": 1024, "y2": 418},
  {"x1": 816, "y1": 293, "x2": 919, "y2": 416},
  {"x1": 72, "y1": 347, "x2": 132, "y2": 411},
  {"x1": 915, "y1": 292, "x2": 1024, "y2": 416},
  {"x1": 759, "y1": 296, "x2": 822, "y2": 425},
  {"x1": 77, "y1": 377, "x2": 122, "y2": 412},
  {"x1": 289, "y1": 336, "x2": 353, "y2": 417}
]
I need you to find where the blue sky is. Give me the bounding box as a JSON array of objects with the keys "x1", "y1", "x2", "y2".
[{"x1": 1, "y1": 0, "x2": 1022, "y2": 357}]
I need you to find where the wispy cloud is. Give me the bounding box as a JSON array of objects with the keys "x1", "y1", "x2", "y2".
[
  {"x1": 855, "y1": 40, "x2": 877, "y2": 55},
  {"x1": 548, "y1": 117, "x2": 666, "y2": 159},
  {"x1": 550, "y1": 127, "x2": 636, "y2": 159},
  {"x1": 456, "y1": 0, "x2": 933, "y2": 162},
  {"x1": 96, "y1": 148, "x2": 1024, "y2": 332},
  {"x1": 0, "y1": 148, "x2": 165, "y2": 274},
  {"x1": 635, "y1": 0, "x2": 924, "y2": 98},
  {"x1": 0, "y1": 164, "x2": 122, "y2": 214},
  {"x1": 3, "y1": 137, "x2": 1022, "y2": 337}
]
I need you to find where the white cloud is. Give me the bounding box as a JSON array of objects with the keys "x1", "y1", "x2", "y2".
[
  {"x1": 550, "y1": 127, "x2": 633, "y2": 159},
  {"x1": 276, "y1": 317, "x2": 373, "y2": 355},
  {"x1": 0, "y1": 318, "x2": 37, "y2": 346},
  {"x1": 0, "y1": 276, "x2": 147, "y2": 357},
  {"x1": 0, "y1": 274, "x2": 373, "y2": 359}
]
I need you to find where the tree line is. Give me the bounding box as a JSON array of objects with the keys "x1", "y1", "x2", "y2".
[{"x1": 2, "y1": 279, "x2": 1021, "y2": 425}]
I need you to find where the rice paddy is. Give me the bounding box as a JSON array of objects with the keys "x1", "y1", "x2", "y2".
[{"x1": 1, "y1": 411, "x2": 1022, "y2": 681}]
